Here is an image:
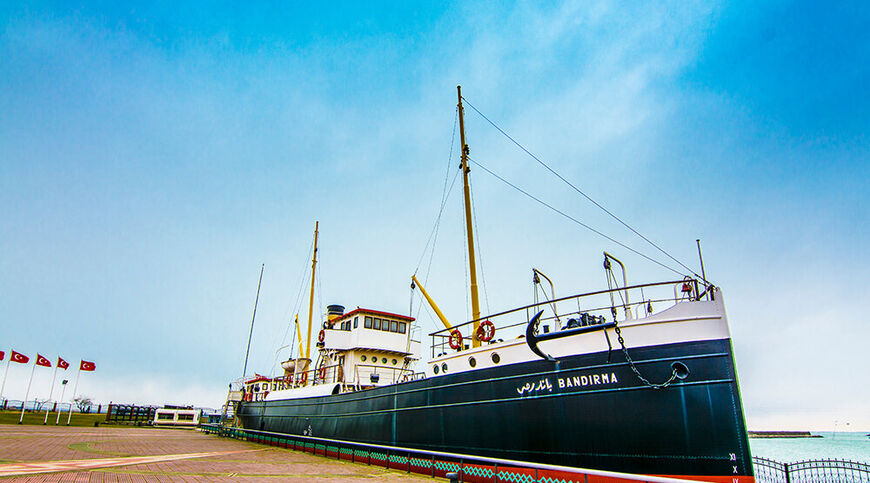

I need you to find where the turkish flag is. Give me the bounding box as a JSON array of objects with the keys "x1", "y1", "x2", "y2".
[
  {"x1": 11, "y1": 350, "x2": 29, "y2": 364},
  {"x1": 36, "y1": 354, "x2": 52, "y2": 367},
  {"x1": 80, "y1": 360, "x2": 96, "y2": 371},
  {"x1": 0, "y1": 351, "x2": 4, "y2": 361},
  {"x1": 58, "y1": 357, "x2": 69, "y2": 370}
]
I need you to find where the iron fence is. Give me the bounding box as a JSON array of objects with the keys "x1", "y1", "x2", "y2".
[{"x1": 754, "y1": 456, "x2": 870, "y2": 483}]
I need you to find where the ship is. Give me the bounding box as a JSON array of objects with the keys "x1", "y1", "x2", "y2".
[{"x1": 230, "y1": 87, "x2": 754, "y2": 482}]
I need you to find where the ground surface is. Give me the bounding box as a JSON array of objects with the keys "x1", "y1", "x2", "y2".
[{"x1": 0, "y1": 424, "x2": 441, "y2": 482}]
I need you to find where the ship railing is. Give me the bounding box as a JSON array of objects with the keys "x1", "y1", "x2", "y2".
[
  {"x1": 429, "y1": 278, "x2": 710, "y2": 357},
  {"x1": 201, "y1": 423, "x2": 720, "y2": 483},
  {"x1": 352, "y1": 364, "x2": 416, "y2": 388},
  {"x1": 279, "y1": 363, "x2": 345, "y2": 389}
]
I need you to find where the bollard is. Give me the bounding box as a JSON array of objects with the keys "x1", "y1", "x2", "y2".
[{"x1": 446, "y1": 471, "x2": 459, "y2": 483}]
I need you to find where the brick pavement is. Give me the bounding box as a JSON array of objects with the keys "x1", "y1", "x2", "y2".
[{"x1": 0, "y1": 425, "x2": 442, "y2": 482}]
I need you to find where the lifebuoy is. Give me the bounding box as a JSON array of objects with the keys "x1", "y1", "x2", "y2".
[
  {"x1": 449, "y1": 329, "x2": 463, "y2": 350},
  {"x1": 299, "y1": 372, "x2": 308, "y2": 385},
  {"x1": 319, "y1": 366, "x2": 327, "y2": 380},
  {"x1": 476, "y1": 320, "x2": 495, "y2": 342},
  {"x1": 318, "y1": 330, "x2": 326, "y2": 343},
  {"x1": 244, "y1": 392, "x2": 252, "y2": 402}
]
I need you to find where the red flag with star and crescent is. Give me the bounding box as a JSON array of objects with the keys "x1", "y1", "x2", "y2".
[
  {"x1": 35, "y1": 354, "x2": 52, "y2": 367},
  {"x1": 80, "y1": 360, "x2": 96, "y2": 371},
  {"x1": 0, "y1": 351, "x2": 4, "y2": 361},
  {"x1": 58, "y1": 357, "x2": 69, "y2": 370},
  {"x1": 11, "y1": 351, "x2": 29, "y2": 364}
]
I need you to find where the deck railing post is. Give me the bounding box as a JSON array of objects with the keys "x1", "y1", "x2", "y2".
[{"x1": 784, "y1": 462, "x2": 790, "y2": 483}]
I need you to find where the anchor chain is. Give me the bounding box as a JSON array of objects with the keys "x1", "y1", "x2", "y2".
[{"x1": 613, "y1": 322, "x2": 678, "y2": 390}]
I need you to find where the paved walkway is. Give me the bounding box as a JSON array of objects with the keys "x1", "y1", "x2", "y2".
[{"x1": 0, "y1": 425, "x2": 440, "y2": 482}]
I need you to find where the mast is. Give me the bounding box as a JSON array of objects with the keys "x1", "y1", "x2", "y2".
[
  {"x1": 457, "y1": 85, "x2": 482, "y2": 347},
  {"x1": 305, "y1": 221, "x2": 319, "y2": 360},
  {"x1": 242, "y1": 264, "x2": 264, "y2": 380}
]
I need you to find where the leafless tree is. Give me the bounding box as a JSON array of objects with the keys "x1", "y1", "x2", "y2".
[{"x1": 74, "y1": 395, "x2": 93, "y2": 413}]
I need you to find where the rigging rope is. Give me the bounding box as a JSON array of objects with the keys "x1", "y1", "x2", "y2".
[
  {"x1": 413, "y1": 109, "x2": 461, "y2": 326},
  {"x1": 462, "y1": 97, "x2": 704, "y2": 281},
  {"x1": 275, "y1": 234, "x2": 317, "y2": 366},
  {"x1": 468, "y1": 156, "x2": 687, "y2": 278},
  {"x1": 413, "y1": 109, "x2": 459, "y2": 275},
  {"x1": 469, "y1": 176, "x2": 491, "y2": 315}
]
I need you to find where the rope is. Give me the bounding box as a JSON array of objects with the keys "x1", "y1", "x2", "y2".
[
  {"x1": 413, "y1": 109, "x2": 461, "y2": 326},
  {"x1": 468, "y1": 156, "x2": 687, "y2": 278},
  {"x1": 413, "y1": 109, "x2": 459, "y2": 275},
  {"x1": 469, "y1": 177, "x2": 490, "y2": 314},
  {"x1": 462, "y1": 97, "x2": 704, "y2": 281},
  {"x1": 275, "y1": 235, "x2": 316, "y2": 368}
]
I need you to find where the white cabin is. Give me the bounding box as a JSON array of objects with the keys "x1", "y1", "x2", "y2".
[{"x1": 242, "y1": 305, "x2": 421, "y2": 401}]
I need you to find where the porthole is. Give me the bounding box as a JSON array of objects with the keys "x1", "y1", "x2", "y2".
[
  {"x1": 392, "y1": 359, "x2": 398, "y2": 365},
  {"x1": 433, "y1": 365, "x2": 439, "y2": 375},
  {"x1": 361, "y1": 355, "x2": 367, "y2": 362},
  {"x1": 491, "y1": 352, "x2": 501, "y2": 364},
  {"x1": 441, "y1": 363, "x2": 448, "y2": 373},
  {"x1": 468, "y1": 357, "x2": 476, "y2": 368},
  {"x1": 382, "y1": 357, "x2": 388, "y2": 364}
]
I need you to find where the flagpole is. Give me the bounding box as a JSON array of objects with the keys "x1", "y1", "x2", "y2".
[
  {"x1": 66, "y1": 366, "x2": 81, "y2": 425},
  {"x1": 19, "y1": 361, "x2": 37, "y2": 424},
  {"x1": 0, "y1": 356, "x2": 10, "y2": 405},
  {"x1": 56, "y1": 380, "x2": 68, "y2": 425},
  {"x1": 43, "y1": 364, "x2": 59, "y2": 424}
]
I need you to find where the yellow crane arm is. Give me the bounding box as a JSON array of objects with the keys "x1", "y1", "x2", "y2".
[{"x1": 411, "y1": 274, "x2": 452, "y2": 330}]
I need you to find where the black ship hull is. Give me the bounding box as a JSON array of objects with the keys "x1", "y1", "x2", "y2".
[{"x1": 237, "y1": 337, "x2": 752, "y2": 480}]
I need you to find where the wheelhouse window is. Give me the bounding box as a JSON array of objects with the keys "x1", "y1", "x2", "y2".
[
  {"x1": 390, "y1": 320, "x2": 399, "y2": 332},
  {"x1": 365, "y1": 316, "x2": 373, "y2": 328},
  {"x1": 373, "y1": 318, "x2": 381, "y2": 330},
  {"x1": 398, "y1": 322, "x2": 406, "y2": 334},
  {"x1": 354, "y1": 316, "x2": 358, "y2": 328}
]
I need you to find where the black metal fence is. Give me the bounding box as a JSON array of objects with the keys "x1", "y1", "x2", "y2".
[{"x1": 754, "y1": 456, "x2": 870, "y2": 483}]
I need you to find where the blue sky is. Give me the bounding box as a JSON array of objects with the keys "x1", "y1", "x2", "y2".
[{"x1": 1, "y1": 1, "x2": 868, "y2": 430}]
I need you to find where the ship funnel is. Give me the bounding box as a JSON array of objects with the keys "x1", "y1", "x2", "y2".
[{"x1": 326, "y1": 304, "x2": 345, "y2": 326}]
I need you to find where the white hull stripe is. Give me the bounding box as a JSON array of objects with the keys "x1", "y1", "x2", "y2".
[{"x1": 0, "y1": 449, "x2": 262, "y2": 476}]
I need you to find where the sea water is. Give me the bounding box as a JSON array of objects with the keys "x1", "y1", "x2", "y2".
[{"x1": 750, "y1": 432, "x2": 870, "y2": 463}]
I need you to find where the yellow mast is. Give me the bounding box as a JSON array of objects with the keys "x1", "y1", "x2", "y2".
[
  {"x1": 294, "y1": 314, "x2": 304, "y2": 359},
  {"x1": 457, "y1": 86, "x2": 482, "y2": 347},
  {"x1": 305, "y1": 221, "x2": 319, "y2": 361}
]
